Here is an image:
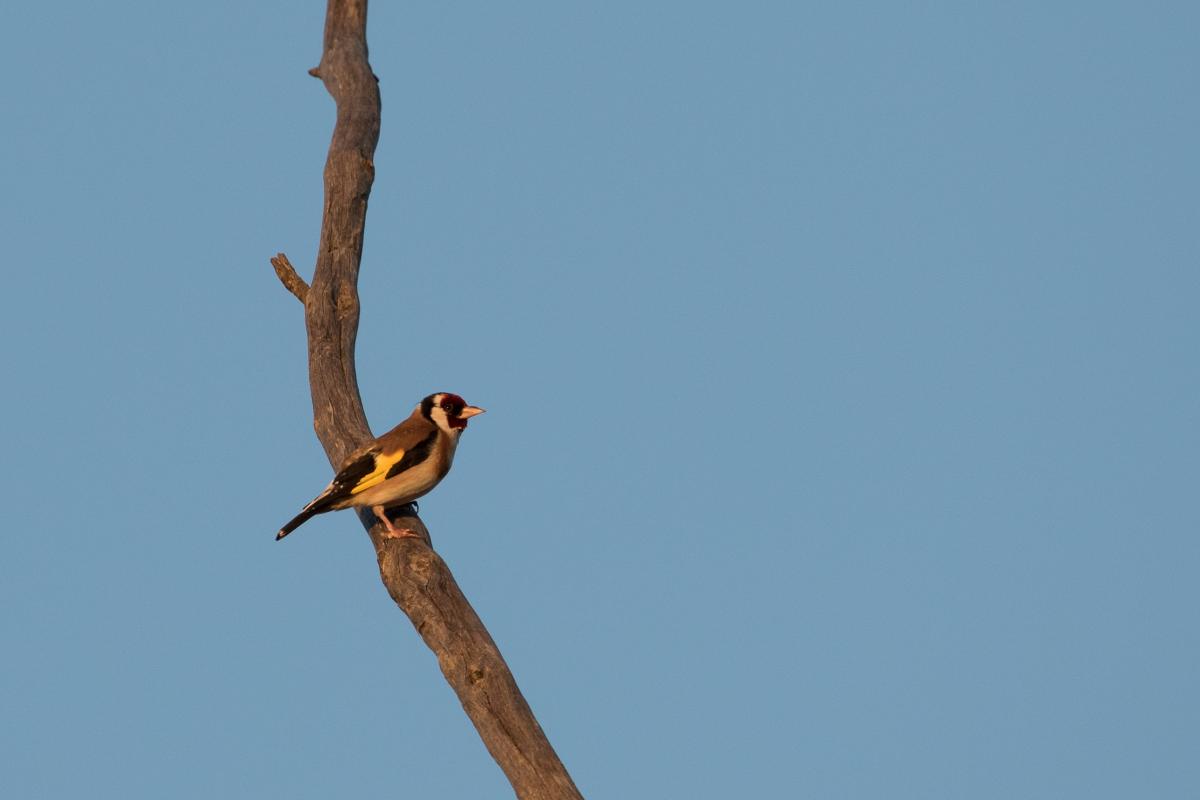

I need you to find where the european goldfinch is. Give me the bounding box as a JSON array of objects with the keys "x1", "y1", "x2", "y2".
[{"x1": 276, "y1": 392, "x2": 485, "y2": 541}]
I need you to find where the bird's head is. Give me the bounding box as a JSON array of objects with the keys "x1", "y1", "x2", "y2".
[{"x1": 422, "y1": 392, "x2": 486, "y2": 434}]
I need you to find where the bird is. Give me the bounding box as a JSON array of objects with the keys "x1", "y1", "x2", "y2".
[{"x1": 276, "y1": 392, "x2": 485, "y2": 541}]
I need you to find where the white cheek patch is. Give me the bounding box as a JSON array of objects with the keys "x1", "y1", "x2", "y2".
[{"x1": 429, "y1": 406, "x2": 454, "y2": 435}]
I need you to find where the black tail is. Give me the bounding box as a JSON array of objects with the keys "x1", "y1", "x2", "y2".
[
  {"x1": 279, "y1": 479, "x2": 352, "y2": 542},
  {"x1": 276, "y1": 508, "x2": 320, "y2": 541},
  {"x1": 276, "y1": 493, "x2": 340, "y2": 541}
]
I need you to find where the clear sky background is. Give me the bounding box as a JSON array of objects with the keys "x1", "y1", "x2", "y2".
[{"x1": 2, "y1": 2, "x2": 1197, "y2": 798}]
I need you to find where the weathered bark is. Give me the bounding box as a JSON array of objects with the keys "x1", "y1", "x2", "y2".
[{"x1": 271, "y1": 3, "x2": 583, "y2": 798}]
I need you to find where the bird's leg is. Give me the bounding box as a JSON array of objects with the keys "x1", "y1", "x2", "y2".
[{"x1": 372, "y1": 505, "x2": 421, "y2": 539}]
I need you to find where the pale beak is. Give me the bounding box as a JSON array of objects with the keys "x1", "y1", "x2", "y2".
[{"x1": 460, "y1": 406, "x2": 486, "y2": 419}]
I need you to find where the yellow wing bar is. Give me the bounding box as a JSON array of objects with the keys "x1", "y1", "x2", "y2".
[{"x1": 348, "y1": 449, "x2": 407, "y2": 495}]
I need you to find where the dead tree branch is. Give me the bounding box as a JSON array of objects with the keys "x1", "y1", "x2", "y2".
[
  {"x1": 271, "y1": 2, "x2": 582, "y2": 798},
  {"x1": 270, "y1": 253, "x2": 309, "y2": 303}
]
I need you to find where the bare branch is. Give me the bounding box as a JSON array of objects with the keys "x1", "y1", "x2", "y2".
[
  {"x1": 270, "y1": 252, "x2": 309, "y2": 303},
  {"x1": 277, "y1": 2, "x2": 584, "y2": 798}
]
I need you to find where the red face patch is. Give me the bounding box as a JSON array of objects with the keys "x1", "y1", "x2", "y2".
[
  {"x1": 440, "y1": 393, "x2": 469, "y2": 429},
  {"x1": 439, "y1": 393, "x2": 467, "y2": 412}
]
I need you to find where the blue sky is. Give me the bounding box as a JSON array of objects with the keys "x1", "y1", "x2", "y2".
[{"x1": 2, "y1": 2, "x2": 1197, "y2": 797}]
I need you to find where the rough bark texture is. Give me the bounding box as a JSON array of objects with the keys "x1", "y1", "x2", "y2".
[{"x1": 272, "y1": 3, "x2": 583, "y2": 799}]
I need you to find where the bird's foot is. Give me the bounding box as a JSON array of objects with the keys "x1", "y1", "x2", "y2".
[
  {"x1": 372, "y1": 505, "x2": 422, "y2": 540},
  {"x1": 380, "y1": 525, "x2": 422, "y2": 540}
]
